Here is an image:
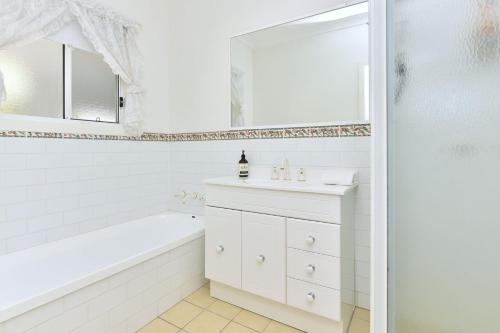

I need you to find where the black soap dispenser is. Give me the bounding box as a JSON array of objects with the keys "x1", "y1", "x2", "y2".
[{"x1": 239, "y1": 150, "x2": 249, "y2": 178}]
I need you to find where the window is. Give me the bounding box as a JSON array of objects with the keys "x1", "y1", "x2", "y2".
[
  {"x1": 0, "y1": 39, "x2": 121, "y2": 123},
  {"x1": 0, "y1": 39, "x2": 63, "y2": 119},
  {"x1": 67, "y1": 46, "x2": 120, "y2": 123}
]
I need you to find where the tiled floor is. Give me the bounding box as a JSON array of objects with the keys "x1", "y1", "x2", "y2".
[{"x1": 138, "y1": 284, "x2": 370, "y2": 333}]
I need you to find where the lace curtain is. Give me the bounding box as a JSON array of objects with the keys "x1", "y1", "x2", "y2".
[{"x1": 0, "y1": 0, "x2": 144, "y2": 133}]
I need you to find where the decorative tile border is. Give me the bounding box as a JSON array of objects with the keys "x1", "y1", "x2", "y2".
[{"x1": 0, "y1": 124, "x2": 370, "y2": 142}]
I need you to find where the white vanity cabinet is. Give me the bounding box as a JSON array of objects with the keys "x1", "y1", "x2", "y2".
[
  {"x1": 204, "y1": 177, "x2": 356, "y2": 333},
  {"x1": 205, "y1": 207, "x2": 242, "y2": 289},
  {"x1": 242, "y1": 212, "x2": 286, "y2": 303}
]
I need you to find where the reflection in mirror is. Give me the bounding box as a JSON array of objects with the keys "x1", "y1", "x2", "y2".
[{"x1": 231, "y1": 2, "x2": 369, "y2": 128}]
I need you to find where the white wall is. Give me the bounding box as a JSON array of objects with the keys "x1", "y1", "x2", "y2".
[
  {"x1": 0, "y1": 0, "x2": 170, "y2": 135},
  {"x1": 164, "y1": 0, "x2": 361, "y2": 133},
  {"x1": 0, "y1": 137, "x2": 170, "y2": 254},
  {"x1": 252, "y1": 24, "x2": 368, "y2": 126}
]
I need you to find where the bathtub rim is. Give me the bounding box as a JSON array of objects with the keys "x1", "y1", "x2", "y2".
[{"x1": 0, "y1": 214, "x2": 205, "y2": 323}]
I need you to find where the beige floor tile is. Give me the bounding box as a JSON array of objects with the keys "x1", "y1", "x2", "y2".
[
  {"x1": 263, "y1": 321, "x2": 303, "y2": 333},
  {"x1": 184, "y1": 311, "x2": 229, "y2": 333},
  {"x1": 160, "y1": 301, "x2": 203, "y2": 328},
  {"x1": 185, "y1": 287, "x2": 217, "y2": 308},
  {"x1": 208, "y1": 300, "x2": 241, "y2": 320},
  {"x1": 353, "y1": 308, "x2": 370, "y2": 322},
  {"x1": 222, "y1": 322, "x2": 257, "y2": 333},
  {"x1": 138, "y1": 319, "x2": 180, "y2": 333},
  {"x1": 349, "y1": 319, "x2": 370, "y2": 333},
  {"x1": 233, "y1": 310, "x2": 271, "y2": 332},
  {"x1": 203, "y1": 282, "x2": 210, "y2": 290}
]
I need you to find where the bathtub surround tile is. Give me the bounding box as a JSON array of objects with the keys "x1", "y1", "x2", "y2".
[
  {"x1": 126, "y1": 302, "x2": 159, "y2": 333},
  {"x1": 1, "y1": 238, "x2": 205, "y2": 333},
  {"x1": 27, "y1": 213, "x2": 63, "y2": 232},
  {"x1": 63, "y1": 279, "x2": 109, "y2": 310},
  {"x1": 71, "y1": 314, "x2": 109, "y2": 333},
  {"x1": 36, "y1": 303, "x2": 88, "y2": 333},
  {"x1": 3, "y1": 299, "x2": 64, "y2": 333},
  {"x1": 0, "y1": 221, "x2": 27, "y2": 238},
  {"x1": 6, "y1": 231, "x2": 46, "y2": 253},
  {"x1": 0, "y1": 240, "x2": 6, "y2": 255},
  {"x1": 108, "y1": 293, "x2": 143, "y2": 328},
  {"x1": 87, "y1": 284, "x2": 129, "y2": 319},
  {"x1": 0, "y1": 137, "x2": 171, "y2": 255}
]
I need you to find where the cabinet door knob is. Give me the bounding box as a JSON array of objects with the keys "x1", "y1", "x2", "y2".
[
  {"x1": 256, "y1": 254, "x2": 266, "y2": 263},
  {"x1": 306, "y1": 235, "x2": 316, "y2": 245},
  {"x1": 306, "y1": 292, "x2": 316, "y2": 303},
  {"x1": 216, "y1": 245, "x2": 224, "y2": 253},
  {"x1": 306, "y1": 264, "x2": 316, "y2": 274}
]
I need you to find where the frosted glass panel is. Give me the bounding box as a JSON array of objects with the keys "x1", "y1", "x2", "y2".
[
  {"x1": 388, "y1": 0, "x2": 500, "y2": 332},
  {"x1": 71, "y1": 48, "x2": 118, "y2": 122},
  {"x1": 0, "y1": 39, "x2": 63, "y2": 118}
]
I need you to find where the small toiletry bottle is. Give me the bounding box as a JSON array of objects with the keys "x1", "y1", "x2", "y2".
[
  {"x1": 298, "y1": 168, "x2": 306, "y2": 182},
  {"x1": 239, "y1": 150, "x2": 249, "y2": 178},
  {"x1": 271, "y1": 167, "x2": 279, "y2": 180}
]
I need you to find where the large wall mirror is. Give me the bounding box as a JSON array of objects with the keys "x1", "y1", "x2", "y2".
[{"x1": 230, "y1": 2, "x2": 369, "y2": 128}]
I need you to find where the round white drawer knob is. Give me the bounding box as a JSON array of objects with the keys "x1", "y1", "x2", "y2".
[
  {"x1": 306, "y1": 236, "x2": 316, "y2": 245},
  {"x1": 306, "y1": 292, "x2": 316, "y2": 303},
  {"x1": 216, "y1": 245, "x2": 224, "y2": 253},
  {"x1": 256, "y1": 254, "x2": 266, "y2": 263},
  {"x1": 306, "y1": 264, "x2": 316, "y2": 274}
]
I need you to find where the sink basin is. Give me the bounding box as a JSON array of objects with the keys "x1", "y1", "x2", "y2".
[{"x1": 204, "y1": 177, "x2": 356, "y2": 196}]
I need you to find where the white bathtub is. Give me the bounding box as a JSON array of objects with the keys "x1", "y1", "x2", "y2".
[{"x1": 0, "y1": 212, "x2": 205, "y2": 332}]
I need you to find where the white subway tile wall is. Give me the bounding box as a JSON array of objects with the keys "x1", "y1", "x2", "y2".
[
  {"x1": 0, "y1": 138, "x2": 170, "y2": 254},
  {"x1": 0, "y1": 136, "x2": 371, "y2": 309},
  {"x1": 167, "y1": 137, "x2": 371, "y2": 308},
  {"x1": 0, "y1": 237, "x2": 206, "y2": 333}
]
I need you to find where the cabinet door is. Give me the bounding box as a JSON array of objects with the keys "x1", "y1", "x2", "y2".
[
  {"x1": 205, "y1": 207, "x2": 242, "y2": 288},
  {"x1": 242, "y1": 212, "x2": 286, "y2": 303}
]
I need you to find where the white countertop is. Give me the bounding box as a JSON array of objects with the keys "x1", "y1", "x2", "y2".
[{"x1": 204, "y1": 177, "x2": 357, "y2": 196}]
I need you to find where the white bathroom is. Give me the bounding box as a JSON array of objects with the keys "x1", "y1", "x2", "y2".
[{"x1": 0, "y1": 0, "x2": 497, "y2": 333}]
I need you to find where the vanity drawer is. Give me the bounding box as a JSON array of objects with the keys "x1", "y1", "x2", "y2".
[
  {"x1": 287, "y1": 248, "x2": 340, "y2": 289},
  {"x1": 287, "y1": 278, "x2": 340, "y2": 321},
  {"x1": 287, "y1": 218, "x2": 340, "y2": 256}
]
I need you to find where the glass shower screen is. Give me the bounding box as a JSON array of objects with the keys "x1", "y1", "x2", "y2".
[{"x1": 388, "y1": 0, "x2": 500, "y2": 332}]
